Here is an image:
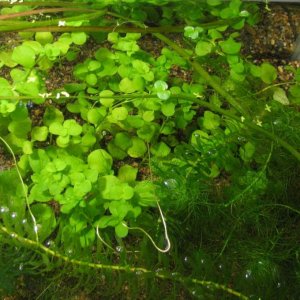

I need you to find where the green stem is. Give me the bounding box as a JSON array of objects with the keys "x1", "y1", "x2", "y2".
[
  {"x1": 0, "y1": 225, "x2": 248, "y2": 299},
  {"x1": 0, "y1": 7, "x2": 99, "y2": 20}
]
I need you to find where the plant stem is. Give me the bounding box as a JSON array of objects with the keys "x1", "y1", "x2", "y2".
[{"x1": 0, "y1": 225, "x2": 248, "y2": 299}]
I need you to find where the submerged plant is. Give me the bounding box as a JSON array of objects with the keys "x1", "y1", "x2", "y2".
[{"x1": 0, "y1": 0, "x2": 299, "y2": 299}]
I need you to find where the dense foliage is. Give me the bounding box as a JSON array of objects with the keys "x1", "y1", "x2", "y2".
[{"x1": 0, "y1": 0, "x2": 300, "y2": 299}]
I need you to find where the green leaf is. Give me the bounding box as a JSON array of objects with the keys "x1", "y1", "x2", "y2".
[
  {"x1": 49, "y1": 122, "x2": 66, "y2": 136},
  {"x1": 107, "y1": 141, "x2": 127, "y2": 160},
  {"x1": 35, "y1": 32, "x2": 53, "y2": 45},
  {"x1": 56, "y1": 135, "x2": 70, "y2": 148},
  {"x1": 133, "y1": 181, "x2": 157, "y2": 207},
  {"x1": 99, "y1": 90, "x2": 114, "y2": 107},
  {"x1": 119, "y1": 77, "x2": 142, "y2": 93},
  {"x1": 12, "y1": 45, "x2": 36, "y2": 68},
  {"x1": 240, "y1": 142, "x2": 255, "y2": 162},
  {"x1": 111, "y1": 107, "x2": 128, "y2": 121},
  {"x1": 161, "y1": 102, "x2": 175, "y2": 116},
  {"x1": 118, "y1": 164, "x2": 138, "y2": 183},
  {"x1": 273, "y1": 88, "x2": 289, "y2": 105},
  {"x1": 114, "y1": 132, "x2": 132, "y2": 151},
  {"x1": 8, "y1": 119, "x2": 31, "y2": 138},
  {"x1": 71, "y1": 32, "x2": 87, "y2": 45},
  {"x1": 219, "y1": 38, "x2": 241, "y2": 55},
  {"x1": 22, "y1": 141, "x2": 33, "y2": 154},
  {"x1": 31, "y1": 126, "x2": 48, "y2": 141},
  {"x1": 127, "y1": 137, "x2": 147, "y2": 158},
  {"x1": 115, "y1": 222, "x2": 128, "y2": 238},
  {"x1": 88, "y1": 60, "x2": 101, "y2": 71},
  {"x1": 87, "y1": 108, "x2": 105, "y2": 125},
  {"x1": 64, "y1": 119, "x2": 82, "y2": 136},
  {"x1": 203, "y1": 111, "x2": 220, "y2": 130},
  {"x1": 85, "y1": 73, "x2": 97, "y2": 86},
  {"x1": 96, "y1": 215, "x2": 119, "y2": 228},
  {"x1": 150, "y1": 142, "x2": 170, "y2": 157},
  {"x1": 109, "y1": 201, "x2": 131, "y2": 218},
  {"x1": 88, "y1": 149, "x2": 113, "y2": 175},
  {"x1": 260, "y1": 63, "x2": 277, "y2": 84},
  {"x1": 44, "y1": 44, "x2": 60, "y2": 61},
  {"x1": 137, "y1": 124, "x2": 157, "y2": 142},
  {"x1": 79, "y1": 228, "x2": 95, "y2": 248},
  {"x1": 99, "y1": 175, "x2": 134, "y2": 200},
  {"x1": 195, "y1": 41, "x2": 213, "y2": 56}
]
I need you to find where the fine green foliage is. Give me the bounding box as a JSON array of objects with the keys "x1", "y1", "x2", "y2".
[{"x1": 0, "y1": 0, "x2": 299, "y2": 299}]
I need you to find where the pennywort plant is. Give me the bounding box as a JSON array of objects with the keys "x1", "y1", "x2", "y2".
[{"x1": 0, "y1": 0, "x2": 300, "y2": 298}]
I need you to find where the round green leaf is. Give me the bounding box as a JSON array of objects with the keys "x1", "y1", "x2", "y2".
[
  {"x1": 127, "y1": 137, "x2": 147, "y2": 158},
  {"x1": 71, "y1": 32, "x2": 87, "y2": 45},
  {"x1": 118, "y1": 164, "x2": 138, "y2": 183},
  {"x1": 88, "y1": 149, "x2": 112, "y2": 175},
  {"x1": 203, "y1": 111, "x2": 220, "y2": 130},
  {"x1": 86, "y1": 73, "x2": 97, "y2": 86},
  {"x1": 31, "y1": 126, "x2": 48, "y2": 141},
  {"x1": 161, "y1": 102, "x2": 175, "y2": 117},
  {"x1": 261, "y1": 63, "x2": 277, "y2": 84},
  {"x1": 115, "y1": 222, "x2": 128, "y2": 238},
  {"x1": 195, "y1": 41, "x2": 213, "y2": 56},
  {"x1": 12, "y1": 45, "x2": 36, "y2": 68},
  {"x1": 35, "y1": 32, "x2": 53, "y2": 45},
  {"x1": 150, "y1": 142, "x2": 170, "y2": 157},
  {"x1": 64, "y1": 119, "x2": 82, "y2": 136},
  {"x1": 114, "y1": 132, "x2": 132, "y2": 151},
  {"x1": 111, "y1": 107, "x2": 128, "y2": 121},
  {"x1": 219, "y1": 38, "x2": 241, "y2": 55}
]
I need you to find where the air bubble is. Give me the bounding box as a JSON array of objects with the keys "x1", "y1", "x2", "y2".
[
  {"x1": 245, "y1": 269, "x2": 252, "y2": 279},
  {"x1": 0, "y1": 206, "x2": 9, "y2": 213},
  {"x1": 11, "y1": 212, "x2": 17, "y2": 218},
  {"x1": 116, "y1": 246, "x2": 123, "y2": 252},
  {"x1": 22, "y1": 219, "x2": 27, "y2": 224},
  {"x1": 19, "y1": 263, "x2": 24, "y2": 271},
  {"x1": 184, "y1": 256, "x2": 189, "y2": 263},
  {"x1": 163, "y1": 178, "x2": 178, "y2": 189},
  {"x1": 135, "y1": 270, "x2": 143, "y2": 275}
]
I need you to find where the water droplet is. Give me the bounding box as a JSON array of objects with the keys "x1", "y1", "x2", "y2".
[
  {"x1": 22, "y1": 219, "x2": 27, "y2": 224},
  {"x1": 116, "y1": 246, "x2": 123, "y2": 252},
  {"x1": 0, "y1": 206, "x2": 9, "y2": 213},
  {"x1": 245, "y1": 269, "x2": 252, "y2": 279},
  {"x1": 11, "y1": 212, "x2": 17, "y2": 218},
  {"x1": 19, "y1": 263, "x2": 23, "y2": 271}
]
